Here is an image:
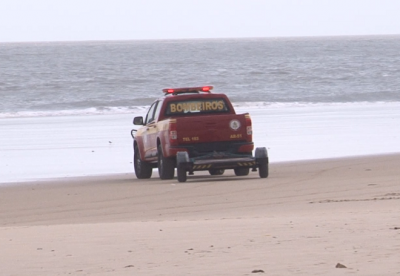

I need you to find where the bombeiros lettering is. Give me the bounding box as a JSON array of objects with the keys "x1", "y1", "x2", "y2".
[{"x1": 169, "y1": 100, "x2": 225, "y2": 113}]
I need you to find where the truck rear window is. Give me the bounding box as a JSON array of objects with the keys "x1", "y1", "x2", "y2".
[{"x1": 165, "y1": 99, "x2": 229, "y2": 116}]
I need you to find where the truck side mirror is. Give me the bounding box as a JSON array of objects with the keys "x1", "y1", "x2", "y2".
[{"x1": 133, "y1": 116, "x2": 144, "y2": 125}]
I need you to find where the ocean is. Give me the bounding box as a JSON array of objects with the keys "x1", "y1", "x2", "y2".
[
  {"x1": 1, "y1": 36, "x2": 400, "y2": 183},
  {"x1": 1, "y1": 35, "x2": 400, "y2": 118}
]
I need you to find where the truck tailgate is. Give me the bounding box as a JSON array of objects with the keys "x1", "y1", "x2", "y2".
[{"x1": 175, "y1": 114, "x2": 250, "y2": 144}]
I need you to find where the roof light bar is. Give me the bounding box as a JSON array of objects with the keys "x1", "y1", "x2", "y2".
[{"x1": 162, "y1": 86, "x2": 214, "y2": 94}]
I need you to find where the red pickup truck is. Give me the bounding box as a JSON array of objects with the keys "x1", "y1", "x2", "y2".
[{"x1": 131, "y1": 86, "x2": 268, "y2": 182}]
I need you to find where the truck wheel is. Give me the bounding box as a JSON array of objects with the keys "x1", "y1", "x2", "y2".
[
  {"x1": 258, "y1": 158, "x2": 269, "y2": 178},
  {"x1": 176, "y1": 152, "x2": 188, "y2": 182},
  {"x1": 177, "y1": 166, "x2": 187, "y2": 182},
  {"x1": 158, "y1": 145, "x2": 175, "y2": 180},
  {"x1": 209, "y1": 169, "x2": 225, "y2": 175},
  {"x1": 255, "y1": 147, "x2": 269, "y2": 178},
  {"x1": 134, "y1": 145, "x2": 152, "y2": 179},
  {"x1": 234, "y1": 167, "x2": 250, "y2": 176}
]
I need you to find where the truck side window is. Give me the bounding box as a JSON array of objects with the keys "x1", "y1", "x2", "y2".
[
  {"x1": 145, "y1": 102, "x2": 158, "y2": 124},
  {"x1": 153, "y1": 100, "x2": 162, "y2": 122}
]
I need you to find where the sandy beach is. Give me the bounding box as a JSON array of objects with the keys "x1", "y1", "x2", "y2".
[{"x1": 1, "y1": 154, "x2": 399, "y2": 275}]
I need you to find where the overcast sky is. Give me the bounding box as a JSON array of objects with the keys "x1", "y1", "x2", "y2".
[{"x1": 1, "y1": 0, "x2": 400, "y2": 42}]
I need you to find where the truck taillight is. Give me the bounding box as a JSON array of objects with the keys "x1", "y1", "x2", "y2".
[
  {"x1": 170, "y1": 130, "x2": 177, "y2": 139},
  {"x1": 245, "y1": 114, "x2": 252, "y2": 141},
  {"x1": 247, "y1": 126, "x2": 252, "y2": 135},
  {"x1": 169, "y1": 120, "x2": 178, "y2": 145}
]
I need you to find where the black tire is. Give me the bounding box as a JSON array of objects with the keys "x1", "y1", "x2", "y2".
[
  {"x1": 258, "y1": 158, "x2": 269, "y2": 178},
  {"x1": 176, "y1": 151, "x2": 188, "y2": 183},
  {"x1": 157, "y1": 145, "x2": 175, "y2": 180},
  {"x1": 234, "y1": 167, "x2": 250, "y2": 176},
  {"x1": 134, "y1": 145, "x2": 152, "y2": 179},
  {"x1": 177, "y1": 165, "x2": 187, "y2": 182},
  {"x1": 208, "y1": 169, "x2": 225, "y2": 175}
]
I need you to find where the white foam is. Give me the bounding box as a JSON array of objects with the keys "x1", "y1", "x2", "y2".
[
  {"x1": 2, "y1": 101, "x2": 399, "y2": 119},
  {"x1": 1, "y1": 102, "x2": 400, "y2": 184},
  {"x1": 0, "y1": 106, "x2": 150, "y2": 119}
]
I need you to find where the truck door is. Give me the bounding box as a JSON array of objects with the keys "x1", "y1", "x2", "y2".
[
  {"x1": 142, "y1": 102, "x2": 158, "y2": 158},
  {"x1": 143, "y1": 101, "x2": 163, "y2": 159}
]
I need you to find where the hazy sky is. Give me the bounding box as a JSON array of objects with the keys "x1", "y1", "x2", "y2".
[{"x1": 1, "y1": 0, "x2": 400, "y2": 42}]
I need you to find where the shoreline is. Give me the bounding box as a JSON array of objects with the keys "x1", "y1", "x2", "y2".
[
  {"x1": 2, "y1": 152, "x2": 399, "y2": 186},
  {"x1": 2, "y1": 103, "x2": 400, "y2": 184}
]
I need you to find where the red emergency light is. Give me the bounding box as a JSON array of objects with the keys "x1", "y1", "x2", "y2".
[{"x1": 162, "y1": 86, "x2": 213, "y2": 94}]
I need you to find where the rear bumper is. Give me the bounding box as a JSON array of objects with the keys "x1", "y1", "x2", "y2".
[
  {"x1": 176, "y1": 147, "x2": 269, "y2": 182},
  {"x1": 177, "y1": 150, "x2": 268, "y2": 172},
  {"x1": 184, "y1": 156, "x2": 262, "y2": 171},
  {"x1": 168, "y1": 141, "x2": 254, "y2": 158}
]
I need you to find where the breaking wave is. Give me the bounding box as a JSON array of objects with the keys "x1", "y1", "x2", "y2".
[{"x1": 1, "y1": 101, "x2": 399, "y2": 119}]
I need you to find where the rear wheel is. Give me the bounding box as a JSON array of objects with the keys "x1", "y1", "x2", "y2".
[
  {"x1": 134, "y1": 145, "x2": 152, "y2": 179},
  {"x1": 157, "y1": 145, "x2": 175, "y2": 180},
  {"x1": 234, "y1": 167, "x2": 250, "y2": 176},
  {"x1": 255, "y1": 147, "x2": 269, "y2": 178},
  {"x1": 177, "y1": 167, "x2": 187, "y2": 182},
  {"x1": 258, "y1": 158, "x2": 269, "y2": 178},
  {"x1": 176, "y1": 152, "x2": 188, "y2": 183},
  {"x1": 208, "y1": 169, "x2": 225, "y2": 175}
]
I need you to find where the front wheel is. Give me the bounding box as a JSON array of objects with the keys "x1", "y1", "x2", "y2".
[
  {"x1": 134, "y1": 145, "x2": 152, "y2": 179},
  {"x1": 157, "y1": 145, "x2": 175, "y2": 180}
]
